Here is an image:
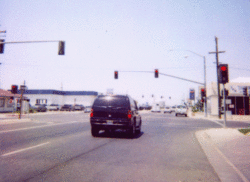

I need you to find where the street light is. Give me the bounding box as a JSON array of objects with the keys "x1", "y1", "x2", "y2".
[{"x1": 169, "y1": 49, "x2": 207, "y2": 117}]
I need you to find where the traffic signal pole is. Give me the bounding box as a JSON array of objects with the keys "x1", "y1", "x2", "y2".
[
  {"x1": 223, "y1": 83, "x2": 226, "y2": 127},
  {"x1": 203, "y1": 56, "x2": 207, "y2": 117},
  {"x1": 170, "y1": 49, "x2": 208, "y2": 117},
  {"x1": 209, "y1": 37, "x2": 225, "y2": 119}
]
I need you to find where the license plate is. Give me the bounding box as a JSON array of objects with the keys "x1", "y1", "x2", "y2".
[{"x1": 107, "y1": 120, "x2": 113, "y2": 125}]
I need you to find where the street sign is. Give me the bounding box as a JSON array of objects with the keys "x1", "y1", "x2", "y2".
[
  {"x1": 190, "y1": 89, "x2": 195, "y2": 100},
  {"x1": 20, "y1": 85, "x2": 27, "y2": 91},
  {"x1": 226, "y1": 99, "x2": 231, "y2": 104}
]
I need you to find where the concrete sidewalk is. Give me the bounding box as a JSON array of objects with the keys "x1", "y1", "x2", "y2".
[
  {"x1": 196, "y1": 129, "x2": 250, "y2": 182},
  {"x1": 192, "y1": 111, "x2": 250, "y2": 182},
  {"x1": 188, "y1": 111, "x2": 250, "y2": 124}
]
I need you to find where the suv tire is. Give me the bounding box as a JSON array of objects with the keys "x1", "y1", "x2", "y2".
[
  {"x1": 128, "y1": 123, "x2": 135, "y2": 138},
  {"x1": 136, "y1": 119, "x2": 142, "y2": 134}
]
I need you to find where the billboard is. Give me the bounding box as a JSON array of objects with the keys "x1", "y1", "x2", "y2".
[{"x1": 190, "y1": 89, "x2": 195, "y2": 100}]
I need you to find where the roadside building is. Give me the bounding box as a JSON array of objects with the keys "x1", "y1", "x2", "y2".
[
  {"x1": 16, "y1": 89, "x2": 98, "y2": 108},
  {"x1": 206, "y1": 77, "x2": 250, "y2": 116},
  {"x1": 0, "y1": 89, "x2": 29, "y2": 113}
]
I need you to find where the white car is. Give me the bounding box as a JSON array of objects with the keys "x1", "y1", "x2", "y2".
[
  {"x1": 84, "y1": 106, "x2": 92, "y2": 113},
  {"x1": 164, "y1": 106, "x2": 172, "y2": 113},
  {"x1": 46, "y1": 104, "x2": 60, "y2": 111},
  {"x1": 175, "y1": 105, "x2": 188, "y2": 117}
]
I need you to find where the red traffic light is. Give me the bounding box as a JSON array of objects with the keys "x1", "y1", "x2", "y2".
[
  {"x1": 11, "y1": 85, "x2": 18, "y2": 94},
  {"x1": 114, "y1": 71, "x2": 118, "y2": 79},
  {"x1": 218, "y1": 64, "x2": 229, "y2": 84},
  {"x1": 154, "y1": 69, "x2": 159, "y2": 78},
  {"x1": 221, "y1": 66, "x2": 227, "y2": 71}
]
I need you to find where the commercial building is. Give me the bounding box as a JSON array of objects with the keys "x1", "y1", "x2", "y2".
[
  {"x1": 206, "y1": 77, "x2": 250, "y2": 116},
  {"x1": 17, "y1": 89, "x2": 99, "y2": 107},
  {"x1": 0, "y1": 89, "x2": 98, "y2": 113},
  {"x1": 0, "y1": 89, "x2": 29, "y2": 113}
]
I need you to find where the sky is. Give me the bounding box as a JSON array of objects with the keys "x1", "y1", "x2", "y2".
[{"x1": 0, "y1": 0, "x2": 250, "y2": 106}]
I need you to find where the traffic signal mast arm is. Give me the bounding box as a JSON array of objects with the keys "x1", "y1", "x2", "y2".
[
  {"x1": 160, "y1": 72, "x2": 204, "y2": 85},
  {"x1": 0, "y1": 40, "x2": 65, "y2": 55},
  {"x1": 0, "y1": 40, "x2": 63, "y2": 44},
  {"x1": 117, "y1": 70, "x2": 205, "y2": 85}
]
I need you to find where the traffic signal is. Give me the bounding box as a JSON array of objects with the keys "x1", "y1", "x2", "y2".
[
  {"x1": 0, "y1": 39, "x2": 4, "y2": 54},
  {"x1": 155, "y1": 69, "x2": 159, "y2": 78},
  {"x1": 58, "y1": 41, "x2": 65, "y2": 55},
  {"x1": 201, "y1": 88, "x2": 206, "y2": 97},
  {"x1": 243, "y1": 87, "x2": 248, "y2": 96},
  {"x1": 114, "y1": 71, "x2": 118, "y2": 79},
  {"x1": 218, "y1": 64, "x2": 229, "y2": 84},
  {"x1": 11, "y1": 85, "x2": 18, "y2": 94}
]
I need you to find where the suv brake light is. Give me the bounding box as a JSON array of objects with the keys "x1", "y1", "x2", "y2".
[
  {"x1": 90, "y1": 109, "x2": 93, "y2": 117},
  {"x1": 128, "y1": 110, "x2": 132, "y2": 119}
]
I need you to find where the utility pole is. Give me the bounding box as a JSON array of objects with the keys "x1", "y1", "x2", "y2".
[{"x1": 209, "y1": 37, "x2": 225, "y2": 119}]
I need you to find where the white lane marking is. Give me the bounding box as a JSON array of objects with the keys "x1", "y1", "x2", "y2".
[
  {"x1": 1, "y1": 142, "x2": 50, "y2": 157},
  {"x1": 0, "y1": 121, "x2": 80, "y2": 134}
]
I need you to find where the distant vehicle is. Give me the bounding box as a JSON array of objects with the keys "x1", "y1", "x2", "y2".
[
  {"x1": 171, "y1": 106, "x2": 176, "y2": 112},
  {"x1": 139, "y1": 105, "x2": 152, "y2": 110},
  {"x1": 151, "y1": 103, "x2": 161, "y2": 113},
  {"x1": 175, "y1": 105, "x2": 188, "y2": 117},
  {"x1": 90, "y1": 94, "x2": 142, "y2": 137},
  {"x1": 60, "y1": 104, "x2": 73, "y2": 111},
  {"x1": 47, "y1": 104, "x2": 60, "y2": 111},
  {"x1": 84, "y1": 106, "x2": 92, "y2": 113},
  {"x1": 164, "y1": 106, "x2": 172, "y2": 113},
  {"x1": 73, "y1": 104, "x2": 84, "y2": 111},
  {"x1": 34, "y1": 104, "x2": 47, "y2": 112}
]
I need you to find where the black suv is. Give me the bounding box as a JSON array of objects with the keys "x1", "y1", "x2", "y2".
[{"x1": 90, "y1": 95, "x2": 142, "y2": 138}]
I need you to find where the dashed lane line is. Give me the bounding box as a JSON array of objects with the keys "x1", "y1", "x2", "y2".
[
  {"x1": 0, "y1": 121, "x2": 80, "y2": 134},
  {"x1": 1, "y1": 142, "x2": 50, "y2": 157}
]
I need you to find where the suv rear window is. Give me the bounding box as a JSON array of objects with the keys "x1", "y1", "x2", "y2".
[{"x1": 93, "y1": 96, "x2": 130, "y2": 108}]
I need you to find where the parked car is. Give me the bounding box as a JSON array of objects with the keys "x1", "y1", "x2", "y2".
[
  {"x1": 90, "y1": 95, "x2": 142, "y2": 138},
  {"x1": 73, "y1": 104, "x2": 84, "y2": 111},
  {"x1": 34, "y1": 104, "x2": 47, "y2": 112},
  {"x1": 175, "y1": 105, "x2": 188, "y2": 117},
  {"x1": 60, "y1": 104, "x2": 73, "y2": 111},
  {"x1": 84, "y1": 106, "x2": 91, "y2": 113},
  {"x1": 171, "y1": 106, "x2": 176, "y2": 112},
  {"x1": 46, "y1": 104, "x2": 60, "y2": 111},
  {"x1": 164, "y1": 106, "x2": 172, "y2": 113}
]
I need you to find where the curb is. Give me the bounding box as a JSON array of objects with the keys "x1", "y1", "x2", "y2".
[{"x1": 195, "y1": 130, "x2": 249, "y2": 182}]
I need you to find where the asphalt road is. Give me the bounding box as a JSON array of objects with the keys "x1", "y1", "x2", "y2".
[{"x1": 0, "y1": 111, "x2": 246, "y2": 182}]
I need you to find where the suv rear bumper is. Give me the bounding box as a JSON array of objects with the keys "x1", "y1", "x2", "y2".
[{"x1": 90, "y1": 118, "x2": 132, "y2": 130}]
